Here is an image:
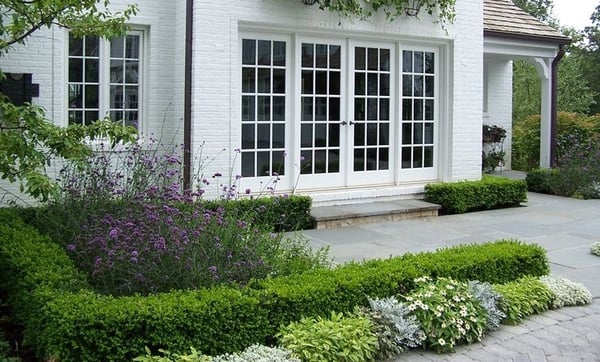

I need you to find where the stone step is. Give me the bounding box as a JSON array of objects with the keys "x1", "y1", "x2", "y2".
[{"x1": 311, "y1": 199, "x2": 441, "y2": 229}]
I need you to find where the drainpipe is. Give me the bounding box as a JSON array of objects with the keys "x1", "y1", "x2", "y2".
[
  {"x1": 183, "y1": 0, "x2": 193, "y2": 190},
  {"x1": 550, "y1": 44, "x2": 566, "y2": 168}
]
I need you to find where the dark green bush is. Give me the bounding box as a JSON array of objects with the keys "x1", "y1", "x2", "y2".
[
  {"x1": 526, "y1": 169, "x2": 560, "y2": 194},
  {"x1": 0, "y1": 210, "x2": 549, "y2": 361},
  {"x1": 256, "y1": 240, "x2": 548, "y2": 338},
  {"x1": 202, "y1": 195, "x2": 314, "y2": 231},
  {"x1": 40, "y1": 289, "x2": 269, "y2": 362},
  {"x1": 424, "y1": 177, "x2": 527, "y2": 214}
]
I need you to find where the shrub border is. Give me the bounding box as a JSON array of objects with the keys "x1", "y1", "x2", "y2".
[
  {"x1": 424, "y1": 176, "x2": 528, "y2": 214},
  {"x1": 0, "y1": 211, "x2": 548, "y2": 361}
]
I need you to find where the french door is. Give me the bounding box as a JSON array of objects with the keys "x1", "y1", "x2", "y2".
[
  {"x1": 240, "y1": 34, "x2": 439, "y2": 193},
  {"x1": 296, "y1": 38, "x2": 396, "y2": 189}
]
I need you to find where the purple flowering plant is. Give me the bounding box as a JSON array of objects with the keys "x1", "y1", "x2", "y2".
[{"x1": 44, "y1": 140, "x2": 329, "y2": 296}]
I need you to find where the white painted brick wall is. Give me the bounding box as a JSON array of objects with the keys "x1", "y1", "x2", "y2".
[
  {"x1": 484, "y1": 58, "x2": 513, "y2": 169},
  {"x1": 446, "y1": 0, "x2": 484, "y2": 182},
  {"x1": 1, "y1": 0, "x2": 488, "y2": 204},
  {"x1": 191, "y1": 0, "x2": 485, "y2": 196},
  {"x1": 0, "y1": 0, "x2": 184, "y2": 205}
]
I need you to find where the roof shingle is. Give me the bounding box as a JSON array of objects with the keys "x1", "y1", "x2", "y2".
[{"x1": 484, "y1": 0, "x2": 570, "y2": 44}]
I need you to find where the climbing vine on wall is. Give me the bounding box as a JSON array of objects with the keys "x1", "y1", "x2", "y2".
[{"x1": 306, "y1": 0, "x2": 456, "y2": 25}]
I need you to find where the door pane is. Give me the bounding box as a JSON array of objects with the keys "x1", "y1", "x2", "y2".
[
  {"x1": 240, "y1": 38, "x2": 287, "y2": 177},
  {"x1": 401, "y1": 50, "x2": 436, "y2": 170},
  {"x1": 352, "y1": 45, "x2": 392, "y2": 174}
]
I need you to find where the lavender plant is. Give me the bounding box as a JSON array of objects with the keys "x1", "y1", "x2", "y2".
[{"x1": 41, "y1": 140, "x2": 327, "y2": 296}]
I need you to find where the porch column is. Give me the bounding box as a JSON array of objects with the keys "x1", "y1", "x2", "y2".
[{"x1": 534, "y1": 58, "x2": 553, "y2": 169}]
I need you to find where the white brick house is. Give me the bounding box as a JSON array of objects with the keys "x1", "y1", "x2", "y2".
[{"x1": 0, "y1": 0, "x2": 568, "y2": 205}]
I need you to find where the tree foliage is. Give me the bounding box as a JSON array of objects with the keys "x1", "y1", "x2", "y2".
[
  {"x1": 0, "y1": 0, "x2": 138, "y2": 202},
  {"x1": 0, "y1": 0, "x2": 137, "y2": 50},
  {"x1": 575, "y1": 4, "x2": 600, "y2": 115},
  {"x1": 512, "y1": 0, "x2": 556, "y2": 24},
  {"x1": 511, "y1": 0, "x2": 597, "y2": 122}
]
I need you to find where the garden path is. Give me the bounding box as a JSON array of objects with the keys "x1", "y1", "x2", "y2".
[{"x1": 302, "y1": 191, "x2": 600, "y2": 361}]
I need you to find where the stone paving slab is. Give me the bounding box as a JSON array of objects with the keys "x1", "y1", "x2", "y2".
[
  {"x1": 304, "y1": 191, "x2": 600, "y2": 361},
  {"x1": 390, "y1": 301, "x2": 600, "y2": 361}
]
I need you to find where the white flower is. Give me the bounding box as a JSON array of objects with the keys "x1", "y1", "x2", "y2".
[
  {"x1": 446, "y1": 285, "x2": 454, "y2": 290},
  {"x1": 437, "y1": 305, "x2": 444, "y2": 312},
  {"x1": 435, "y1": 311, "x2": 442, "y2": 317},
  {"x1": 408, "y1": 303, "x2": 417, "y2": 311},
  {"x1": 438, "y1": 338, "x2": 446, "y2": 346},
  {"x1": 459, "y1": 310, "x2": 468, "y2": 317}
]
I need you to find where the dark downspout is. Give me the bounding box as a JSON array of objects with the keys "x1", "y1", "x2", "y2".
[
  {"x1": 183, "y1": 0, "x2": 194, "y2": 190},
  {"x1": 550, "y1": 44, "x2": 566, "y2": 167}
]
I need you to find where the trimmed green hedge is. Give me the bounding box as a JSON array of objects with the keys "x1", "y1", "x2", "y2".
[
  {"x1": 0, "y1": 210, "x2": 548, "y2": 361},
  {"x1": 424, "y1": 176, "x2": 528, "y2": 214},
  {"x1": 202, "y1": 195, "x2": 314, "y2": 231},
  {"x1": 525, "y1": 169, "x2": 560, "y2": 194}
]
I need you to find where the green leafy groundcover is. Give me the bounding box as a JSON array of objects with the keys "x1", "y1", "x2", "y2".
[{"x1": 0, "y1": 209, "x2": 549, "y2": 361}]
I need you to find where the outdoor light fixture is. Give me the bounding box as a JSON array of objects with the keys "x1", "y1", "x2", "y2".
[
  {"x1": 405, "y1": 0, "x2": 424, "y2": 16},
  {"x1": 302, "y1": 0, "x2": 318, "y2": 5}
]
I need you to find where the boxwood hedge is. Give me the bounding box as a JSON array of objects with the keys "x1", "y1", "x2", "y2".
[
  {"x1": 0, "y1": 210, "x2": 548, "y2": 361},
  {"x1": 424, "y1": 176, "x2": 528, "y2": 214}
]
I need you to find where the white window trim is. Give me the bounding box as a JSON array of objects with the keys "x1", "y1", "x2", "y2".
[
  {"x1": 238, "y1": 27, "x2": 451, "y2": 192},
  {"x1": 64, "y1": 28, "x2": 147, "y2": 134}
]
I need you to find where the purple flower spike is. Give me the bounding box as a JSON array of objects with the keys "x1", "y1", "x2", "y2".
[{"x1": 108, "y1": 228, "x2": 119, "y2": 240}]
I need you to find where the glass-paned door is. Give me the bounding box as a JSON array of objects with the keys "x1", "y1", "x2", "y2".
[
  {"x1": 400, "y1": 48, "x2": 438, "y2": 181},
  {"x1": 298, "y1": 40, "x2": 345, "y2": 188},
  {"x1": 241, "y1": 38, "x2": 287, "y2": 178},
  {"x1": 349, "y1": 43, "x2": 394, "y2": 185}
]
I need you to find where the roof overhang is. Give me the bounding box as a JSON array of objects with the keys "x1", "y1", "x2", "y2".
[{"x1": 484, "y1": 33, "x2": 563, "y2": 59}]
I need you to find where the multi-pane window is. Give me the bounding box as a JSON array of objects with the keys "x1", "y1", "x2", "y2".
[
  {"x1": 401, "y1": 50, "x2": 435, "y2": 169},
  {"x1": 241, "y1": 39, "x2": 287, "y2": 177},
  {"x1": 300, "y1": 42, "x2": 341, "y2": 175},
  {"x1": 353, "y1": 46, "x2": 391, "y2": 172},
  {"x1": 68, "y1": 32, "x2": 142, "y2": 128}
]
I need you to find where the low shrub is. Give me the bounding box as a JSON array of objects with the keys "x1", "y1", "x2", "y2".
[
  {"x1": 403, "y1": 276, "x2": 487, "y2": 353},
  {"x1": 355, "y1": 296, "x2": 424, "y2": 360},
  {"x1": 525, "y1": 169, "x2": 560, "y2": 194},
  {"x1": 256, "y1": 240, "x2": 548, "y2": 338},
  {"x1": 278, "y1": 311, "x2": 378, "y2": 362},
  {"x1": 539, "y1": 275, "x2": 592, "y2": 308},
  {"x1": 202, "y1": 196, "x2": 314, "y2": 232},
  {"x1": 590, "y1": 241, "x2": 600, "y2": 256},
  {"x1": 468, "y1": 281, "x2": 505, "y2": 331},
  {"x1": 424, "y1": 177, "x2": 527, "y2": 214},
  {"x1": 493, "y1": 276, "x2": 553, "y2": 325},
  {"x1": 0, "y1": 211, "x2": 551, "y2": 361}
]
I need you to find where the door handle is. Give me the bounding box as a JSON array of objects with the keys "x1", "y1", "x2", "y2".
[{"x1": 340, "y1": 121, "x2": 348, "y2": 126}]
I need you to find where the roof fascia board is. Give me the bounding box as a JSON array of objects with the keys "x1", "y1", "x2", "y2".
[{"x1": 484, "y1": 35, "x2": 559, "y2": 59}]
